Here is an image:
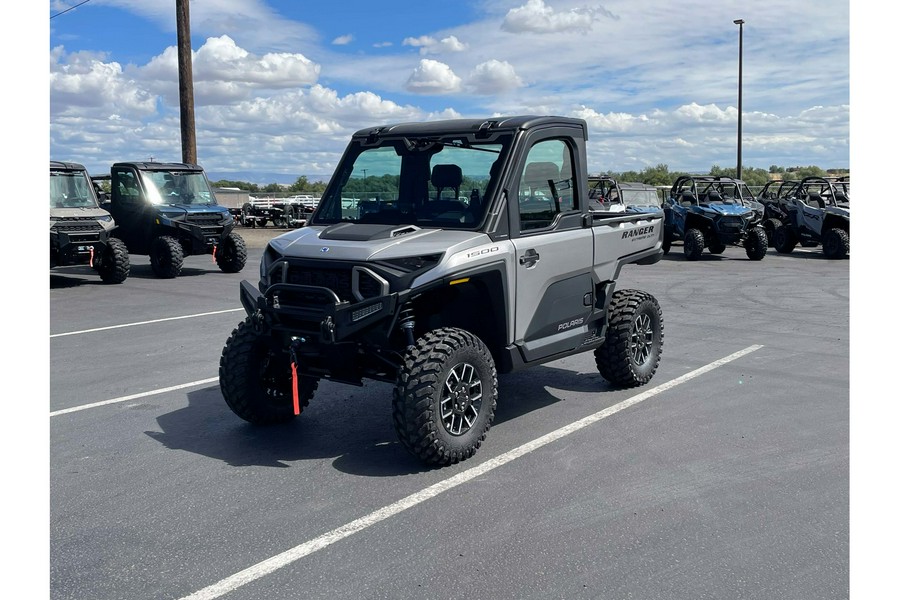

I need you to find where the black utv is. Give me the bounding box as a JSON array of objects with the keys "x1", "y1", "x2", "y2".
[{"x1": 97, "y1": 162, "x2": 247, "y2": 278}]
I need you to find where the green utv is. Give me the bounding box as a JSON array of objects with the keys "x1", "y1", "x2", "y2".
[
  {"x1": 96, "y1": 162, "x2": 247, "y2": 278},
  {"x1": 220, "y1": 116, "x2": 666, "y2": 466},
  {"x1": 50, "y1": 161, "x2": 130, "y2": 284}
]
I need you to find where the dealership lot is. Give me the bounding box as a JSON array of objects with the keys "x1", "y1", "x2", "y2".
[{"x1": 49, "y1": 237, "x2": 848, "y2": 600}]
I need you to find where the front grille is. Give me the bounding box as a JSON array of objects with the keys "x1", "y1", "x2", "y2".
[
  {"x1": 52, "y1": 221, "x2": 104, "y2": 233},
  {"x1": 270, "y1": 262, "x2": 389, "y2": 304},
  {"x1": 718, "y1": 216, "x2": 745, "y2": 233},
  {"x1": 274, "y1": 266, "x2": 354, "y2": 302},
  {"x1": 186, "y1": 214, "x2": 223, "y2": 226}
]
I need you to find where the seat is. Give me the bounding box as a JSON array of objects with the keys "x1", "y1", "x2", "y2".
[
  {"x1": 431, "y1": 164, "x2": 462, "y2": 201},
  {"x1": 679, "y1": 191, "x2": 698, "y2": 207},
  {"x1": 705, "y1": 189, "x2": 722, "y2": 203},
  {"x1": 806, "y1": 193, "x2": 824, "y2": 208},
  {"x1": 522, "y1": 162, "x2": 560, "y2": 196}
]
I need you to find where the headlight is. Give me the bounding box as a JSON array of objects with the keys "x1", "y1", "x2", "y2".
[
  {"x1": 380, "y1": 253, "x2": 443, "y2": 273},
  {"x1": 259, "y1": 244, "x2": 284, "y2": 287},
  {"x1": 99, "y1": 214, "x2": 113, "y2": 223}
]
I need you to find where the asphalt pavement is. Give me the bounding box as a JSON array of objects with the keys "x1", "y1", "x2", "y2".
[{"x1": 48, "y1": 233, "x2": 849, "y2": 600}]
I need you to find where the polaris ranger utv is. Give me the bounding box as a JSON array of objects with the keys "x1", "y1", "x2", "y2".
[
  {"x1": 50, "y1": 161, "x2": 130, "y2": 284},
  {"x1": 97, "y1": 162, "x2": 247, "y2": 278},
  {"x1": 219, "y1": 116, "x2": 665, "y2": 466}
]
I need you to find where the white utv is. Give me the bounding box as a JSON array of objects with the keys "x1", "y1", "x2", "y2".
[{"x1": 220, "y1": 116, "x2": 665, "y2": 466}]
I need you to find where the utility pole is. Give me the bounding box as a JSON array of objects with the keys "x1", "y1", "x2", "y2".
[{"x1": 176, "y1": 0, "x2": 197, "y2": 164}]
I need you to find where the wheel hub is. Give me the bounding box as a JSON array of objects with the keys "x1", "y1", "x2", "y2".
[
  {"x1": 630, "y1": 314, "x2": 653, "y2": 365},
  {"x1": 440, "y1": 363, "x2": 482, "y2": 436}
]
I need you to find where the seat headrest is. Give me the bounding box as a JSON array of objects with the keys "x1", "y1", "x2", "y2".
[
  {"x1": 431, "y1": 164, "x2": 462, "y2": 188},
  {"x1": 523, "y1": 162, "x2": 560, "y2": 187}
]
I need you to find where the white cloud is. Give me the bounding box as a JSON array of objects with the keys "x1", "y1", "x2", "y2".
[
  {"x1": 402, "y1": 35, "x2": 468, "y2": 54},
  {"x1": 501, "y1": 0, "x2": 617, "y2": 34},
  {"x1": 467, "y1": 60, "x2": 523, "y2": 94},
  {"x1": 405, "y1": 59, "x2": 462, "y2": 95},
  {"x1": 332, "y1": 34, "x2": 354, "y2": 45}
]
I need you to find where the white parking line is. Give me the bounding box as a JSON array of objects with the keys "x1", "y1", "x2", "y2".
[
  {"x1": 179, "y1": 344, "x2": 763, "y2": 600},
  {"x1": 49, "y1": 377, "x2": 219, "y2": 417},
  {"x1": 49, "y1": 309, "x2": 244, "y2": 338}
]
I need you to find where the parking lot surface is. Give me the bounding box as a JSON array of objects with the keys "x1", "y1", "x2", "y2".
[{"x1": 49, "y1": 234, "x2": 848, "y2": 600}]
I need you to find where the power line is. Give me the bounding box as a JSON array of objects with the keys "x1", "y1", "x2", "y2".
[{"x1": 50, "y1": 0, "x2": 93, "y2": 20}]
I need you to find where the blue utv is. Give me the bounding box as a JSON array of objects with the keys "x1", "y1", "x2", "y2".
[{"x1": 662, "y1": 175, "x2": 767, "y2": 261}]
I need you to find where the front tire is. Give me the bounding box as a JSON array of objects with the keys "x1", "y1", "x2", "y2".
[
  {"x1": 97, "y1": 237, "x2": 130, "y2": 284},
  {"x1": 744, "y1": 226, "x2": 768, "y2": 261},
  {"x1": 150, "y1": 235, "x2": 184, "y2": 278},
  {"x1": 822, "y1": 228, "x2": 849, "y2": 259},
  {"x1": 216, "y1": 232, "x2": 248, "y2": 273},
  {"x1": 393, "y1": 327, "x2": 498, "y2": 466},
  {"x1": 595, "y1": 290, "x2": 663, "y2": 387},
  {"x1": 219, "y1": 318, "x2": 318, "y2": 424},
  {"x1": 683, "y1": 228, "x2": 705, "y2": 260}
]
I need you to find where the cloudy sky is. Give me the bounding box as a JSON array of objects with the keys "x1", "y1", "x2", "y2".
[{"x1": 46, "y1": 0, "x2": 850, "y2": 183}]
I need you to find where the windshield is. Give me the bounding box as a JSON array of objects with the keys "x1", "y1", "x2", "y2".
[
  {"x1": 621, "y1": 189, "x2": 661, "y2": 207},
  {"x1": 50, "y1": 169, "x2": 98, "y2": 209},
  {"x1": 140, "y1": 171, "x2": 217, "y2": 205},
  {"x1": 313, "y1": 134, "x2": 511, "y2": 229}
]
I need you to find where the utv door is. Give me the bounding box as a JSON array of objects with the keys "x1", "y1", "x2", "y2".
[
  {"x1": 509, "y1": 134, "x2": 594, "y2": 363},
  {"x1": 110, "y1": 166, "x2": 153, "y2": 253}
]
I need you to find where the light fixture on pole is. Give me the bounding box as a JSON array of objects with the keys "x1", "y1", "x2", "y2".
[{"x1": 734, "y1": 19, "x2": 744, "y2": 180}]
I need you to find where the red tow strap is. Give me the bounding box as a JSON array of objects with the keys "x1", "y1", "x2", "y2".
[
  {"x1": 89, "y1": 246, "x2": 95, "y2": 268},
  {"x1": 291, "y1": 361, "x2": 301, "y2": 415},
  {"x1": 212, "y1": 245, "x2": 217, "y2": 263}
]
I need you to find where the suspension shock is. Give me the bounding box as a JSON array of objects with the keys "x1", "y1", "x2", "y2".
[{"x1": 398, "y1": 304, "x2": 416, "y2": 347}]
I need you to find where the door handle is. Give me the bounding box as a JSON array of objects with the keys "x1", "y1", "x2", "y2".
[{"x1": 519, "y1": 249, "x2": 540, "y2": 267}]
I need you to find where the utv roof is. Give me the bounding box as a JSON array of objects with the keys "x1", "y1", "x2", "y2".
[
  {"x1": 50, "y1": 160, "x2": 88, "y2": 171},
  {"x1": 112, "y1": 161, "x2": 204, "y2": 172},
  {"x1": 352, "y1": 115, "x2": 588, "y2": 140}
]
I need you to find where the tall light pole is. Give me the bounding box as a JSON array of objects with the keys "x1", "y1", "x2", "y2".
[{"x1": 734, "y1": 19, "x2": 744, "y2": 180}]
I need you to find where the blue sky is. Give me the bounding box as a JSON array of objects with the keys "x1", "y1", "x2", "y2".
[{"x1": 44, "y1": 0, "x2": 852, "y2": 183}]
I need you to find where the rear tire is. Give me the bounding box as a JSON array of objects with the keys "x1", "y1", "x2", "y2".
[
  {"x1": 595, "y1": 290, "x2": 663, "y2": 387},
  {"x1": 763, "y1": 218, "x2": 781, "y2": 248},
  {"x1": 773, "y1": 225, "x2": 796, "y2": 254},
  {"x1": 219, "y1": 318, "x2": 318, "y2": 424},
  {"x1": 683, "y1": 228, "x2": 704, "y2": 260},
  {"x1": 822, "y1": 228, "x2": 849, "y2": 259},
  {"x1": 216, "y1": 232, "x2": 247, "y2": 273},
  {"x1": 744, "y1": 226, "x2": 768, "y2": 261},
  {"x1": 392, "y1": 327, "x2": 498, "y2": 466},
  {"x1": 97, "y1": 237, "x2": 130, "y2": 284},
  {"x1": 150, "y1": 235, "x2": 184, "y2": 278},
  {"x1": 708, "y1": 240, "x2": 727, "y2": 254}
]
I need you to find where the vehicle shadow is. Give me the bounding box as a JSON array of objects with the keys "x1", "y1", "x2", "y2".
[
  {"x1": 50, "y1": 263, "x2": 220, "y2": 285},
  {"x1": 50, "y1": 272, "x2": 102, "y2": 288},
  {"x1": 145, "y1": 363, "x2": 619, "y2": 477}
]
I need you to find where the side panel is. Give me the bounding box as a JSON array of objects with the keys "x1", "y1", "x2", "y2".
[{"x1": 511, "y1": 228, "x2": 594, "y2": 361}]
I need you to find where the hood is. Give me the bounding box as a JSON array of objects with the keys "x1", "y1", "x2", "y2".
[
  {"x1": 627, "y1": 205, "x2": 664, "y2": 214},
  {"x1": 157, "y1": 203, "x2": 229, "y2": 218},
  {"x1": 698, "y1": 202, "x2": 753, "y2": 216},
  {"x1": 267, "y1": 223, "x2": 489, "y2": 262},
  {"x1": 49, "y1": 206, "x2": 111, "y2": 219}
]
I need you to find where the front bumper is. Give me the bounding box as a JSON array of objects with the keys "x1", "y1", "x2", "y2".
[{"x1": 239, "y1": 279, "x2": 400, "y2": 344}]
